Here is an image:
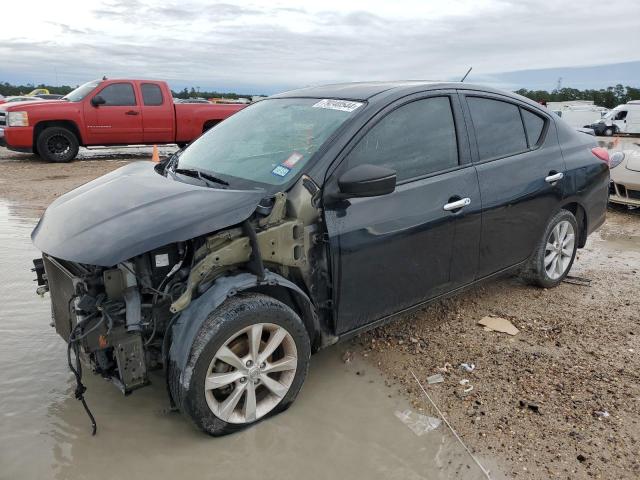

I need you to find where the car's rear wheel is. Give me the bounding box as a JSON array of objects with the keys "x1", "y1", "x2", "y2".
[
  {"x1": 522, "y1": 209, "x2": 578, "y2": 288},
  {"x1": 36, "y1": 126, "x2": 79, "y2": 162},
  {"x1": 170, "y1": 293, "x2": 310, "y2": 436}
]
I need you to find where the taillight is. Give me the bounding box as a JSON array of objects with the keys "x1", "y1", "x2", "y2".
[{"x1": 591, "y1": 147, "x2": 610, "y2": 166}]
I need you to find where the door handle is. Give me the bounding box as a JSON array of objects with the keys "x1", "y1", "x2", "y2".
[
  {"x1": 125, "y1": 110, "x2": 139, "y2": 115},
  {"x1": 443, "y1": 197, "x2": 471, "y2": 211},
  {"x1": 545, "y1": 172, "x2": 564, "y2": 183}
]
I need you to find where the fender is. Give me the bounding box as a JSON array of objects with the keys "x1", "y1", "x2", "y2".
[{"x1": 168, "y1": 270, "x2": 324, "y2": 391}]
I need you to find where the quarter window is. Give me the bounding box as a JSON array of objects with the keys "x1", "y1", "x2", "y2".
[
  {"x1": 98, "y1": 83, "x2": 136, "y2": 106},
  {"x1": 345, "y1": 97, "x2": 459, "y2": 182},
  {"x1": 467, "y1": 97, "x2": 527, "y2": 161},
  {"x1": 141, "y1": 83, "x2": 164, "y2": 106},
  {"x1": 521, "y1": 109, "x2": 545, "y2": 146}
]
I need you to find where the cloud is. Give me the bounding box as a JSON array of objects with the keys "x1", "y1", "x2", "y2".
[{"x1": 1, "y1": 0, "x2": 639, "y2": 93}]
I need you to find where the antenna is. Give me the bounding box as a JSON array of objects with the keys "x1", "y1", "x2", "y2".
[{"x1": 460, "y1": 67, "x2": 472, "y2": 82}]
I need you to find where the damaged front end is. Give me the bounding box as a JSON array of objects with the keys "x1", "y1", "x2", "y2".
[{"x1": 32, "y1": 163, "x2": 332, "y2": 433}]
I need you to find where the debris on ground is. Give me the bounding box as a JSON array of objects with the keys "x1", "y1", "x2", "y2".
[
  {"x1": 460, "y1": 363, "x2": 476, "y2": 373},
  {"x1": 593, "y1": 410, "x2": 610, "y2": 418},
  {"x1": 563, "y1": 275, "x2": 592, "y2": 286},
  {"x1": 519, "y1": 400, "x2": 541, "y2": 414},
  {"x1": 478, "y1": 316, "x2": 519, "y2": 335},
  {"x1": 394, "y1": 409, "x2": 441, "y2": 436},
  {"x1": 427, "y1": 373, "x2": 444, "y2": 384},
  {"x1": 436, "y1": 362, "x2": 452, "y2": 374},
  {"x1": 341, "y1": 350, "x2": 354, "y2": 363},
  {"x1": 459, "y1": 379, "x2": 474, "y2": 394}
]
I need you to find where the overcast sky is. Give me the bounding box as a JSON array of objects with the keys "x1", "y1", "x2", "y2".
[{"x1": 1, "y1": 0, "x2": 639, "y2": 94}]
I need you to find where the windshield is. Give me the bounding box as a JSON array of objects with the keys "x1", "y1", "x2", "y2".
[
  {"x1": 177, "y1": 97, "x2": 363, "y2": 187},
  {"x1": 63, "y1": 80, "x2": 102, "y2": 102}
]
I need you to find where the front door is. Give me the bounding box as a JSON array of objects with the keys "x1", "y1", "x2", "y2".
[
  {"x1": 461, "y1": 93, "x2": 566, "y2": 278},
  {"x1": 324, "y1": 94, "x2": 481, "y2": 334},
  {"x1": 612, "y1": 110, "x2": 628, "y2": 133},
  {"x1": 84, "y1": 82, "x2": 144, "y2": 145}
]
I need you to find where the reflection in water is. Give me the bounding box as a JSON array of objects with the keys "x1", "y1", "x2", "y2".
[{"x1": 0, "y1": 201, "x2": 488, "y2": 480}]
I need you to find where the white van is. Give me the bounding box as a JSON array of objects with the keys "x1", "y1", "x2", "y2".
[{"x1": 588, "y1": 101, "x2": 640, "y2": 136}]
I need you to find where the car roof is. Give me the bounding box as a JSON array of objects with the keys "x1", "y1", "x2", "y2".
[{"x1": 270, "y1": 81, "x2": 520, "y2": 102}]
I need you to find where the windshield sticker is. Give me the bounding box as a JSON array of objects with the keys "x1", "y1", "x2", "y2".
[
  {"x1": 271, "y1": 165, "x2": 291, "y2": 177},
  {"x1": 282, "y1": 152, "x2": 303, "y2": 168},
  {"x1": 313, "y1": 99, "x2": 363, "y2": 112}
]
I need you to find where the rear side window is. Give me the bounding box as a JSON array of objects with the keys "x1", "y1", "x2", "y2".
[
  {"x1": 521, "y1": 109, "x2": 545, "y2": 146},
  {"x1": 467, "y1": 97, "x2": 527, "y2": 161},
  {"x1": 345, "y1": 96, "x2": 458, "y2": 182},
  {"x1": 141, "y1": 83, "x2": 164, "y2": 106},
  {"x1": 99, "y1": 83, "x2": 136, "y2": 106}
]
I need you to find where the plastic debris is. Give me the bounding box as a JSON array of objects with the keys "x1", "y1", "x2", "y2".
[
  {"x1": 427, "y1": 373, "x2": 444, "y2": 384},
  {"x1": 394, "y1": 409, "x2": 441, "y2": 436},
  {"x1": 593, "y1": 410, "x2": 610, "y2": 418},
  {"x1": 478, "y1": 316, "x2": 519, "y2": 335},
  {"x1": 460, "y1": 363, "x2": 476, "y2": 373},
  {"x1": 459, "y1": 379, "x2": 474, "y2": 393},
  {"x1": 436, "y1": 362, "x2": 452, "y2": 374}
]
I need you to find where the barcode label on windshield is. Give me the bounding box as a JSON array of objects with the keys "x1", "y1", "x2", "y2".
[{"x1": 313, "y1": 99, "x2": 363, "y2": 112}]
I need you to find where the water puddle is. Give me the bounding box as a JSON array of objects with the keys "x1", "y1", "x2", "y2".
[{"x1": 0, "y1": 201, "x2": 492, "y2": 480}]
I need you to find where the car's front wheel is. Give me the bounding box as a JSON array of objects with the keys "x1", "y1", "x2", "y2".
[
  {"x1": 170, "y1": 293, "x2": 311, "y2": 436},
  {"x1": 522, "y1": 209, "x2": 578, "y2": 288},
  {"x1": 36, "y1": 126, "x2": 79, "y2": 162}
]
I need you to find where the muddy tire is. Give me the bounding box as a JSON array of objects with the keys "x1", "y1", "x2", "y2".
[
  {"x1": 170, "y1": 293, "x2": 311, "y2": 436},
  {"x1": 36, "y1": 126, "x2": 79, "y2": 163},
  {"x1": 521, "y1": 209, "x2": 578, "y2": 288}
]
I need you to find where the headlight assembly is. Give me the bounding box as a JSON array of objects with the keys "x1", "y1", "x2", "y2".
[{"x1": 7, "y1": 111, "x2": 29, "y2": 127}]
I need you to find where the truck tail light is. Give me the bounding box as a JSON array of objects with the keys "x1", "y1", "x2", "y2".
[{"x1": 591, "y1": 147, "x2": 610, "y2": 166}]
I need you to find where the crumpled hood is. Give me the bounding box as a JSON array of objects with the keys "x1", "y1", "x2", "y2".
[{"x1": 32, "y1": 162, "x2": 265, "y2": 266}]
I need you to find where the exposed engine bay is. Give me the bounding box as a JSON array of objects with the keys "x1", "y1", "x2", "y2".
[{"x1": 32, "y1": 175, "x2": 331, "y2": 432}]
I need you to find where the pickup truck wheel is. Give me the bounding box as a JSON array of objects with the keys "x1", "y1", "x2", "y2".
[
  {"x1": 522, "y1": 210, "x2": 578, "y2": 288},
  {"x1": 170, "y1": 293, "x2": 310, "y2": 436},
  {"x1": 36, "y1": 127, "x2": 79, "y2": 163}
]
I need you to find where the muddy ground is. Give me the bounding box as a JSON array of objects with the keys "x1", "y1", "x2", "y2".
[{"x1": 1, "y1": 142, "x2": 639, "y2": 479}]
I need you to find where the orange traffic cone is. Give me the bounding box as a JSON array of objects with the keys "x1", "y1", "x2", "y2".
[{"x1": 151, "y1": 145, "x2": 160, "y2": 163}]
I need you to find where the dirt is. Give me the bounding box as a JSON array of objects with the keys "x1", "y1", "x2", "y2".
[
  {"x1": 1, "y1": 142, "x2": 639, "y2": 479},
  {"x1": 353, "y1": 210, "x2": 640, "y2": 479}
]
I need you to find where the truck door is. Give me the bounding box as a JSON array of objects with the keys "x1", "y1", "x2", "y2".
[
  {"x1": 139, "y1": 82, "x2": 174, "y2": 143},
  {"x1": 323, "y1": 93, "x2": 481, "y2": 334},
  {"x1": 612, "y1": 109, "x2": 628, "y2": 133},
  {"x1": 84, "y1": 82, "x2": 143, "y2": 145},
  {"x1": 625, "y1": 108, "x2": 640, "y2": 134}
]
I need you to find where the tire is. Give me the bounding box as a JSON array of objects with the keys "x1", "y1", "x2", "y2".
[
  {"x1": 170, "y1": 293, "x2": 311, "y2": 436},
  {"x1": 603, "y1": 127, "x2": 614, "y2": 137},
  {"x1": 36, "y1": 126, "x2": 79, "y2": 162},
  {"x1": 521, "y1": 209, "x2": 578, "y2": 288}
]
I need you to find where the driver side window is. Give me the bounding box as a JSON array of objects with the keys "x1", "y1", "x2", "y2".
[
  {"x1": 344, "y1": 96, "x2": 459, "y2": 182},
  {"x1": 98, "y1": 83, "x2": 136, "y2": 106}
]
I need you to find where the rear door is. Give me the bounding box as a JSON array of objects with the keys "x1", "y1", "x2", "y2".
[
  {"x1": 324, "y1": 92, "x2": 481, "y2": 333},
  {"x1": 460, "y1": 92, "x2": 565, "y2": 278},
  {"x1": 84, "y1": 82, "x2": 143, "y2": 145},
  {"x1": 139, "y1": 82, "x2": 174, "y2": 143}
]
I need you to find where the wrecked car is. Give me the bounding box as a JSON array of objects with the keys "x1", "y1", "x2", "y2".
[{"x1": 32, "y1": 82, "x2": 611, "y2": 436}]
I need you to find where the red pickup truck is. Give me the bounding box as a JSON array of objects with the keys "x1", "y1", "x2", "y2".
[{"x1": 0, "y1": 79, "x2": 245, "y2": 162}]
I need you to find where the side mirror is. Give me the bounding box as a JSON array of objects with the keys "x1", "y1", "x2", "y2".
[
  {"x1": 91, "y1": 95, "x2": 106, "y2": 107},
  {"x1": 337, "y1": 164, "x2": 396, "y2": 198}
]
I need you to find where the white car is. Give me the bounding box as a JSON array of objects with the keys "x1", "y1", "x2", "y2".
[{"x1": 610, "y1": 150, "x2": 640, "y2": 207}]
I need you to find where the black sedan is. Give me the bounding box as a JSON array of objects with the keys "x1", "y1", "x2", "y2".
[{"x1": 32, "y1": 81, "x2": 610, "y2": 436}]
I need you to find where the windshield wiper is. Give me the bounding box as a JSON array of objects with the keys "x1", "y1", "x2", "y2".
[{"x1": 173, "y1": 168, "x2": 229, "y2": 187}]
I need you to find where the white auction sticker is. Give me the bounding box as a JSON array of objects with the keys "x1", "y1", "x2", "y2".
[{"x1": 312, "y1": 99, "x2": 363, "y2": 112}]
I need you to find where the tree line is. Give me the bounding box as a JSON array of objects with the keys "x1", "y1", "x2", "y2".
[
  {"x1": 1, "y1": 81, "x2": 638, "y2": 108},
  {"x1": 0, "y1": 82, "x2": 254, "y2": 100},
  {"x1": 515, "y1": 84, "x2": 640, "y2": 109}
]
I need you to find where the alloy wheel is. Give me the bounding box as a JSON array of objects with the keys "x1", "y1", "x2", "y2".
[
  {"x1": 204, "y1": 323, "x2": 298, "y2": 424},
  {"x1": 544, "y1": 220, "x2": 575, "y2": 280},
  {"x1": 47, "y1": 134, "x2": 71, "y2": 159}
]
